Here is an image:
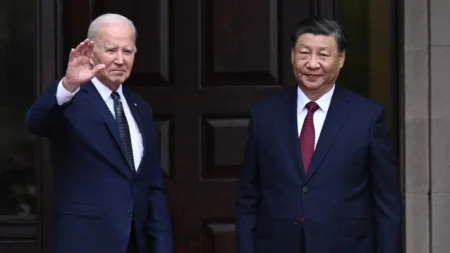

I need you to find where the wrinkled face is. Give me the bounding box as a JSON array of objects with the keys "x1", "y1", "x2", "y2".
[
  {"x1": 91, "y1": 23, "x2": 136, "y2": 88},
  {"x1": 291, "y1": 33, "x2": 345, "y2": 97}
]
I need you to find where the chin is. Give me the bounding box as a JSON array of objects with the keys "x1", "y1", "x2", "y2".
[
  {"x1": 302, "y1": 83, "x2": 325, "y2": 90},
  {"x1": 109, "y1": 79, "x2": 126, "y2": 85}
]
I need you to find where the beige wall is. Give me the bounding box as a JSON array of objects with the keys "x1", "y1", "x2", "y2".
[{"x1": 404, "y1": 0, "x2": 450, "y2": 252}]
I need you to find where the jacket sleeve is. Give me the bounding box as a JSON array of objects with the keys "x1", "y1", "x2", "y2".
[
  {"x1": 146, "y1": 105, "x2": 174, "y2": 253},
  {"x1": 25, "y1": 80, "x2": 74, "y2": 137},
  {"x1": 236, "y1": 108, "x2": 261, "y2": 253},
  {"x1": 369, "y1": 106, "x2": 403, "y2": 253}
]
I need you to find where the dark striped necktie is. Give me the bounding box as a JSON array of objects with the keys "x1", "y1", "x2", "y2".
[{"x1": 111, "y1": 92, "x2": 135, "y2": 174}]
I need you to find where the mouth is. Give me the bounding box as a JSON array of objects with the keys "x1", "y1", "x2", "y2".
[
  {"x1": 109, "y1": 70, "x2": 127, "y2": 75},
  {"x1": 303, "y1": 74, "x2": 321, "y2": 80},
  {"x1": 303, "y1": 73, "x2": 321, "y2": 77}
]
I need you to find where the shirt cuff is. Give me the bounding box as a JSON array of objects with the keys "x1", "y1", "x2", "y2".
[{"x1": 56, "y1": 80, "x2": 80, "y2": 105}]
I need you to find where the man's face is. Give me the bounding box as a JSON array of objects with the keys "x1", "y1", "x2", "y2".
[
  {"x1": 291, "y1": 33, "x2": 345, "y2": 96},
  {"x1": 91, "y1": 23, "x2": 136, "y2": 88}
]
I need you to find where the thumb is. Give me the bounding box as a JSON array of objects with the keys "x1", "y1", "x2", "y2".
[{"x1": 91, "y1": 64, "x2": 106, "y2": 74}]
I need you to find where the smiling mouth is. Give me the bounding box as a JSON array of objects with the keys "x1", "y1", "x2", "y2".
[{"x1": 305, "y1": 74, "x2": 321, "y2": 78}]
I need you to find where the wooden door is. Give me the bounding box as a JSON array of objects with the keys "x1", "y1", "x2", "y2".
[
  {"x1": 0, "y1": 0, "x2": 57, "y2": 252},
  {"x1": 33, "y1": 1, "x2": 337, "y2": 253}
]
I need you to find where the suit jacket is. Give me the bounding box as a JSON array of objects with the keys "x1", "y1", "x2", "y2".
[
  {"x1": 236, "y1": 86, "x2": 403, "y2": 253},
  {"x1": 26, "y1": 80, "x2": 173, "y2": 253}
]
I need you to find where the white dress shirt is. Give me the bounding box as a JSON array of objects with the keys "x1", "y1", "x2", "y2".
[
  {"x1": 56, "y1": 77, "x2": 144, "y2": 170},
  {"x1": 297, "y1": 85, "x2": 335, "y2": 149}
]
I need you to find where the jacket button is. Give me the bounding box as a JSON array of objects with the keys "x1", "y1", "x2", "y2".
[
  {"x1": 294, "y1": 218, "x2": 300, "y2": 225},
  {"x1": 302, "y1": 186, "x2": 308, "y2": 193},
  {"x1": 127, "y1": 210, "x2": 133, "y2": 217}
]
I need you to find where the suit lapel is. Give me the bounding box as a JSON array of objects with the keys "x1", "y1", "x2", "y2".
[
  {"x1": 80, "y1": 82, "x2": 131, "y2": 179},
  {"x1": 304, "y1": 87, "x2": 351, "y2": 183},
  {"x1": 81, "y1": 82, "x2": 124, "y2": 154},
  {"x1": 281, "y1": 87, "x2": 306, "y2": 182},
  {"x1": 122, "y1": 88, "x2": 148, "y2": 175}
]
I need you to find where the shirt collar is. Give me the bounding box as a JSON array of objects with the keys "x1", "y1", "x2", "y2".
[
  {"x1": 91, "y1": 77, "x2": 123, "y2": 102},
  {"x1": 297, "y1": 84, "x2": 335, "y2": 114}
]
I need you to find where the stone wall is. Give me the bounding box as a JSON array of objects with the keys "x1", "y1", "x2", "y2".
[{"x1": 404, "y1": 0, "x2": 450, "y2": 252}]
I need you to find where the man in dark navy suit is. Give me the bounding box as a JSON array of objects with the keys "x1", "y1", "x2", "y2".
[
  {"x1": 236, "y1": 17, "x2": 403, "y2": 253},
  {"x1": 26, "y1": 13, "x2": 173, "y2": 253}
]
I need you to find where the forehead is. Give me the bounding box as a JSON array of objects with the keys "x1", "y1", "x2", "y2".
[
  {"x1": 295, "y1": 33, "x2": 338, "y2": 51},
  {"x1": 96, "y1": 24, "x2": 135, "y2": 46}
]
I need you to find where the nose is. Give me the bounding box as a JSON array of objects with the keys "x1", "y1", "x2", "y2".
[
  {"x1": 114, "y1": 52, "x2": 124, "y2": 64},
  {"x1": 306, "y1": 55, "x2": 320, "y2": 69}
]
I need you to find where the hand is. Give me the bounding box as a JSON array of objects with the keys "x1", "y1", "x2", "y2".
[{"x1": 62, "y1": 39, "x2": 106, "y2": 92}]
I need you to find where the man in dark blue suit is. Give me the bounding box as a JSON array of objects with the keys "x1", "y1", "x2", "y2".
[
  {"x1": 236, "y1": 17, "x2": 403, "y2": 253},
  {"x1": 26, "y1": 13, "x2": 173, "y2": 253}
]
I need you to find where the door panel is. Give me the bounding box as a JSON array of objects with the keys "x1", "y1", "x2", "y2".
[
  {"x1": 0, "y1": 242, "x2": 38, "y2": 253},
  {"x1": 56, "y1": 0, "x2": 336, "y2": 252},
  {"x1": 0, "y1": 0, "x2": 40, "y2": 252}
]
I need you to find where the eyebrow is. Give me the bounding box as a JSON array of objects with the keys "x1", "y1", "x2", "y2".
[
  {"x1": 298, "y1": 44, "x2": 330, "y2": 50},
  {"x1": 103, "y1": 45, "x2": 133, "y2": 50}
]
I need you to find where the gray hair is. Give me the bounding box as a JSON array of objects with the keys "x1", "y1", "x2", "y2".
[{"x1": 87, "y1": 13, "x2": 137, "y2": 50}]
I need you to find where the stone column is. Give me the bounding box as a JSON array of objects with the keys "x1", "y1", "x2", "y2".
[
  {"x1": 430, "y1": 0, "x2": 450, "y2": 252},
  {"x1": 404, "y1": 0, "x2": 450, "y2": 252},
  {"x1": 403, "y1": 0, "x2": 430, "y2": 252}
]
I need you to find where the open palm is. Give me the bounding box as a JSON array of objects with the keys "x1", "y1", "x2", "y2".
[{"x1": 63, "y1": 39, "x2": 105, "y2": 90}]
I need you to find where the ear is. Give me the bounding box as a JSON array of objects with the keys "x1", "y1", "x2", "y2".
[{"x1": 338, "y1": 50, "x2": 346, "y2": 69}]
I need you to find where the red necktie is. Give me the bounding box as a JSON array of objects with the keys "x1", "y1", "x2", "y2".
[{"x1": 299, "y1": 101, "x2": 319, "y2": 173}]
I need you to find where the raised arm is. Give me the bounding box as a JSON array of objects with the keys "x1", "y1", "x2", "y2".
[{"x1": 25, "y1": 39, "x2": 105, "y2": 137}]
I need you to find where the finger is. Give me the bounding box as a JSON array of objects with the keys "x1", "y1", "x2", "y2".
[
  {"x1": 91, "y1": 64, "x2": 106, "y2": 74},
  {"x1": 73, "y1": 43, "x2": 82, "y2": 58},
  {"x1": 83, "y1": 39, "x2": 93, "y2": 56},
  {"x1": 74, "y1": 39, "x2": 89, "y2": 57},
  {"x1": 86, "y1": 41, "x2": 95, "y2": 58},
  {"x1": 68, "y1": 48, "x2": 76, "y2": 62},
  {"x1": 79, "y1": 40, "x2": 90, "y2": 57}
]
